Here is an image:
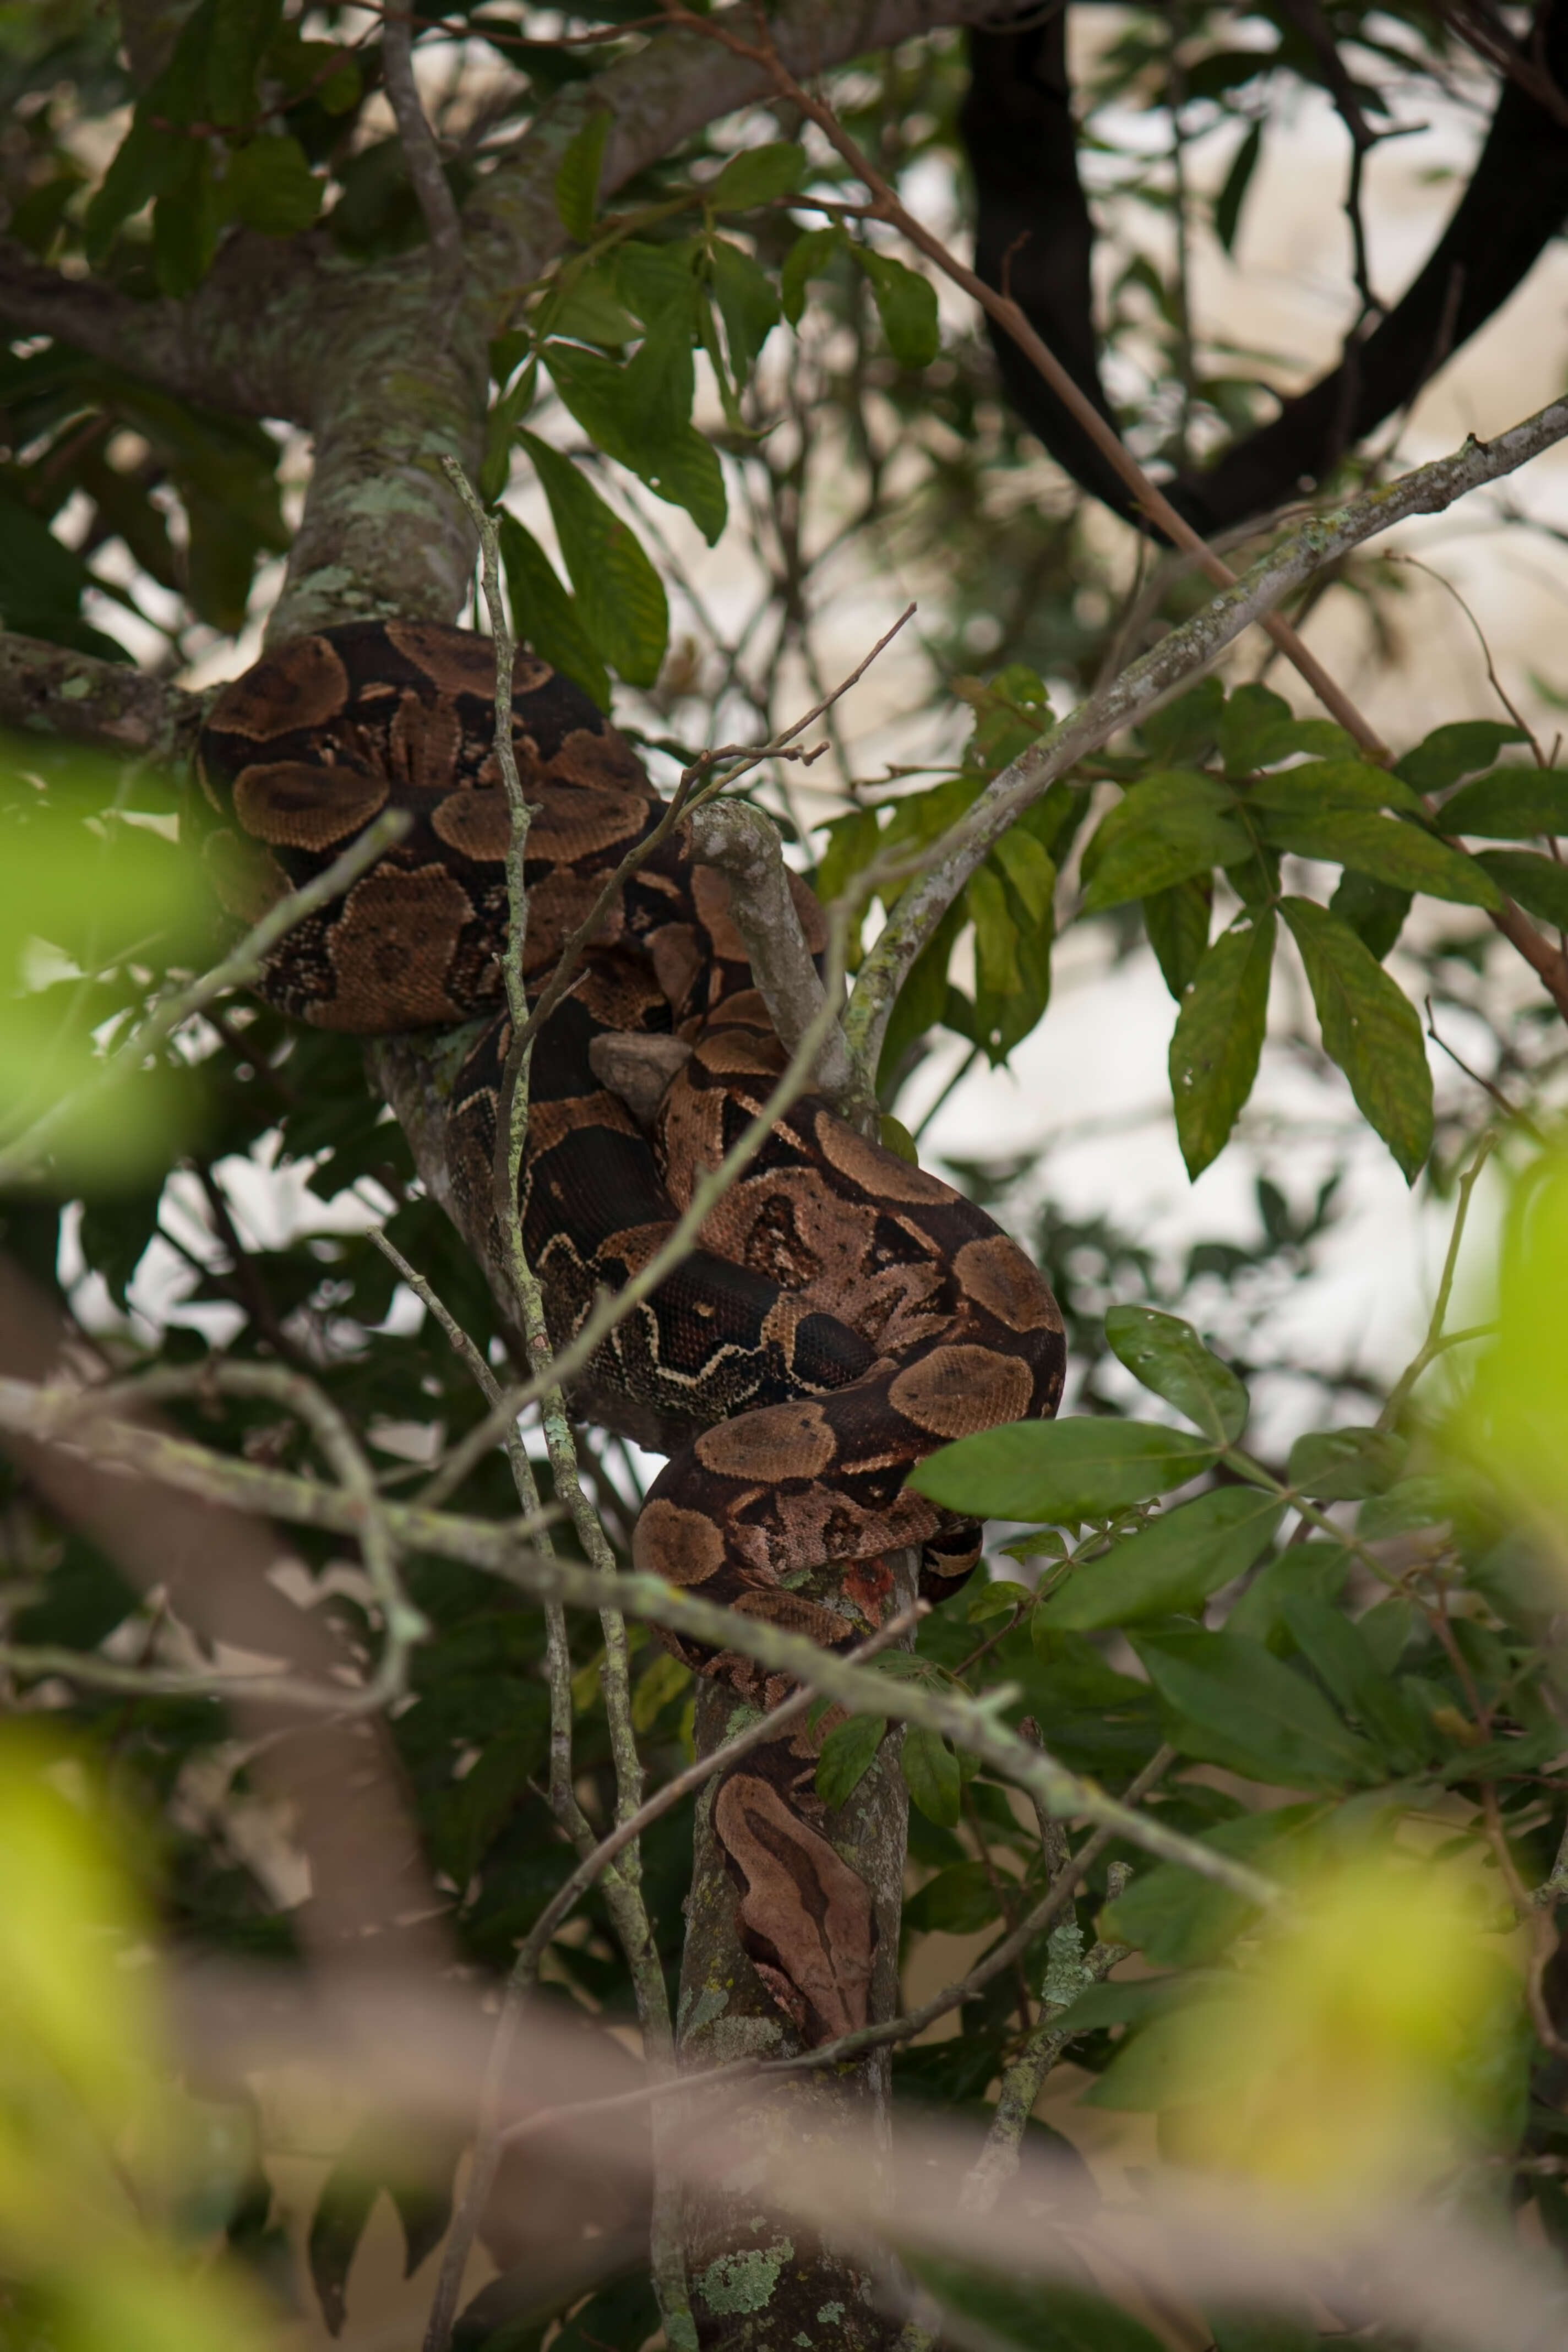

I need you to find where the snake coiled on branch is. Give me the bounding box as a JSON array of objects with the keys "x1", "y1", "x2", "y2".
[{"x1": 197, "y1": 617, "x2": 1065, "y2": 2044}]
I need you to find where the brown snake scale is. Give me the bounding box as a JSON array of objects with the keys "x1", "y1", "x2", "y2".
[{"x1": 198, "y1": 618, "x2": 1065, "y2": 2044}]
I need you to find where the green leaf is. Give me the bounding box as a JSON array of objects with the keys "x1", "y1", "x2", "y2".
[
  {"x1": 1133, "y1": 1626, "x2": 1381, "y2": 1788},
  {"x1": 1140, "y1": 677, "x2": 1224, "y2": 765},
  {"x1": 1218, "y1": 681, "x2": 1293, "y2": 776},
  {"x1": 1250, "y1": 717, "x2": 1362, "y2": 768},
  {"x1": 1047, "y1": 1978, "x2": 1185, "y2": 2035},
  {"x1": 1440, "y1": 766, "x2": 1568, "y2": 838},
  {"x1": 782, "y1": 223, "x2": 843, "y2": 323},
  {"x1": 1227, "y1": 1542, "x2": 1351, "y2": 1649},
  {"x1": 901, "y1": 1724, "x2": 961, "y2": 1827},
  {"x1": 1474, "y1": 849, "x2": 1568, "y2": 928},
  {"x1": 708, "y1": 140, "x2": 807, "y2": 209},
  {"x1": 498, "y1": 513, "x2": 611, "y2": 710},
  {"x1": 518, "y1": 432, "x2": 668, "y2": 688},
  {"x1": 903, "y1": 1859, "x2": 1002, "y2": 1936},
  {"x1": 815, "y1": 1713, "x2": 886, "y2": 1808},
  {"x1": 1256, "y1": 805, "x2": 1500, "y2": 907},
  {"x1": 1099, "y1": 1806, "x2": 1314, "y2": 1968},
  {"x1": 1287, "y1": 1426, "x2": 1400, "y2": 1501},
  {"x1": 1245, "y1": 756, "x2": 1427, "y2": 818},
  {"x1": 854, "y1": 247, "x2": 940, "y2": 367},
  {"x1": 1329, "y1": 867, "x2": 1411, "y2": 960},
  {"x1": 991, "y1": 825, "x2": 1056, "y2": 928},
  {"x1": 1357, "y1": 1476, "x2": 1452, "y2": 1540},
  {"x1": 1079, "y1": 1998, "x2": 1233, "y2": 2113},
  {"x1": 428, "y1": 1722, "x2": 544, "y2": 1885},
  {"x1": 153, "y1": 143, "x2": 221, "y2": 296},
  {"x1": 1396, "y1": 720, "x2": 1525, "y2": 793},
  {"x1": 220, "y1": 134, "x2": 322, "y2": 235},
  {"x1": 546, "y1": 264, "x2": 639, "y2": 349},
  {"x1": 1280, "y1": 897, "x2": 1433, "y2": 1181},
  {"x1": 545, "y1": 303, "x2": 727, "y2": 542},
  {"x1": 1168, "y1": 910, "x2": 1274, "y2": 1179},
  {"x1": 1214, "y1": 118, "x2": 1261, "y2": 253},
  {"x1": 911, "y1": 2260, "x2": 1166, "y2": 2352},
  {"x1": 544, "y1": 340, "x2": 643, "y2": 467},
  {"x1": 637, "y1": 422, "x2": 727, "y2": 544},
  {"x1": 1144, "y1": 875, "x2": 1211, "y2": 999},
  {"x1": 554, "y1": 108, "x2": 612, "y2": 242},
  {"x1": 1036, "y1": 1487, "x2": 1285, "y2": 1630},
  {"x1": 84, "y1": 0, "x2": 215, "y2": 260},
  {"x1": 1080, "y1": 775, "x2": 1253, "y2": 913},
  {"x1": 622, "y1": 293, "x2": 699, "y2": 435},
  {"x1": 967, "y1": 862, "x2": 1021, "y2": 998},
  {"x1": 910, "y1": 1418, "x2": 1217, "y2": 1525},
  {"x1": 1104, "y1": 1305, "x2": 1249, "y2": 1442},
  {"x1": 1279, "y1": 1596, "x2": 1436, "y2": 1771},
  {"x1": 210, "y1": 0, "x2": 282, "y2": 123},
  {"x1": 615, "y1": 237, "x2": 701, "y2": 322},
  {"x1": 624, "y1": 1653, "x2": 687, "y2": 1741},
  {"x1": 708, "y1": 239, "x2": 780, "y2": 381}
]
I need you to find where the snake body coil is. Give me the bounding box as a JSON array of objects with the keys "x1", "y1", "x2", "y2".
[{"x1": 198, "y1": 618, "x2": 1065, "y2": 2043}]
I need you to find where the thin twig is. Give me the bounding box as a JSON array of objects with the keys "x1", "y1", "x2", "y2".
[
  {"x1": 1424, "y1": 1000, "x2": 1543, "y2": 1139},
  {"x1": 380, "y1": 6, "x2": 466, "y2": 304},
  {"x1": 0, "y1": 1379, "x2": 1287, "y2": 1913},
  {"x1": 1379, "y1": 1131, "x2": 1497, "y2": 1429}
]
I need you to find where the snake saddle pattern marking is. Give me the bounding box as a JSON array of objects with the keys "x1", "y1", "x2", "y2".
[{"x1": 197, "y1": 619, "x2": 1066, "y2": 2045}]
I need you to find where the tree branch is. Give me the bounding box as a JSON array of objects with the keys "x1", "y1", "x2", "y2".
[
  {"x1": 0, "y1": 1369, "x2": 1287, "y2": 1915},
  {"x1": 380, "y1": 10, "x2": 466, "y2": 295},
  {"x1": 0, "y1": 628, "x2": 202, "y2": 763},
  {"x1": 688, "y1": 798, "x2": 876, "y2": 1131}
]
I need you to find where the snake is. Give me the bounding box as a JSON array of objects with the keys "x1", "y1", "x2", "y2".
[{"x1": 195, "y1": 617, "x2": 1066, "y2": 2046}]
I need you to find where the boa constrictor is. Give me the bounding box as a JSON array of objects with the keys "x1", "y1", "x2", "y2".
[{"x1": 197, "y1": 618, "x2": 1065, "y2": 2044}]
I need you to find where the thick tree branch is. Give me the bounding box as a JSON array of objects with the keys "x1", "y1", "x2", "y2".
[
  {"x1": 689, "y1": 800, "x2": 876, "y2": 1131},
  {"x1": 0, "y1": 628, "x2": 201, "y2": 763},
  {"x1": 0, "y1": 232, "x2": 325, "y2": 421}
]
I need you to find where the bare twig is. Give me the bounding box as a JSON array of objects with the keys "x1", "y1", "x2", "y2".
[{"x1": 380, "y1": 6, "x2": 466, "y2": 302}]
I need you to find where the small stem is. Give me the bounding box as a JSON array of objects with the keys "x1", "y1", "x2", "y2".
[
  {"x1": 960, "y1": 1859, "x2": 1134, "y2": 2217},
  {"x1": 1379, "y1": 1131, "x2": 1497, "y2": 1430},
  {"x1": 380, "y1": 6, "x2": 466, "y2": 303}
]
